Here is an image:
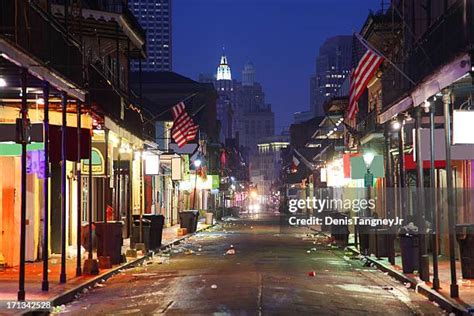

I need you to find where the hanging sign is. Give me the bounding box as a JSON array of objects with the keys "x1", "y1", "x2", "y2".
[
  {"x1": 81, "y1": 147, "x2": 105, "y2": 175},
  {"x1": 453, "y1": 110, "x2": 474, "y2": 144}
]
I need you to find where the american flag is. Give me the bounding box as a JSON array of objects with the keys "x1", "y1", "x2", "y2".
[
  {"x1": 347, "y1": 43, "x2": 384, "y2": 120},
  {"x1": 171, "y1": 102, "x2": 199, "y2": 147}
]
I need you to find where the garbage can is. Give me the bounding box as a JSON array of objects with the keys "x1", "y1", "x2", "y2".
[
  {"x1": 179, "y1": 210, "x2": 199, "y2": 233},
  {"x1": 399, "y1": 233, "x2": 419, "y2": 273},
  {"x1": 375, "y1": 228, "x2": 392, "y2": 258},
  {"x1": 95, "y1": 221, "x2": 124, "y2": 264},
  {"x1": 330, "y1": 212, "x2": 349, "y2": 247},
  {"x1": 456, "y1": 224, "x2": 474, "y2": 278},
  {"x1": 131, "y1": 218, "x2": 151, "y2": 251},
  {"x1": 357, "y1": 218, "x2": 373, "y2": 255},
  {"x1": 145, "y1": 215, "x2": 165, "y2": 250}
]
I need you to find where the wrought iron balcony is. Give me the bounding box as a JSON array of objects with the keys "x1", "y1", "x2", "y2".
[
  {"x1": 357, "y1": 110, "x2": 383, "y2": 138},
  {"x1": 0, "y1": 1, "x2": 83, "y2": 88},
  {"x1": 382, "y1": 0, "x2": 471, "y2": 109}
]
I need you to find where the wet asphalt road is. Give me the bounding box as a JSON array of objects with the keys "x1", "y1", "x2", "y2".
[{"x1": 62, "y1": 213, "x2": 444, "y2": 315}]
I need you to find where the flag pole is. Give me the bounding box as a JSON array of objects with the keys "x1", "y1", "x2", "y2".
[
  {"x1": 355, "y1": 33, "x2": 416, "y2": 86},
  {"x1": 144, "y1": 92, "x2": 199, "y2": 124}
]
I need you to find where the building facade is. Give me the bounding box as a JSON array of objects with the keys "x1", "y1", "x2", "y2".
[
  {"x1": 251, "y1": 135, "x2": 290, "y2": 203},
  {"x1": 310, "y1": 35, "x2": 352, "y2": 116},
  {"x1": 215, "y1": 54, "x2": 235, "y2": 142},
  {"x1": 129, "y1": 0, "x2": 172, "y2": 71}
]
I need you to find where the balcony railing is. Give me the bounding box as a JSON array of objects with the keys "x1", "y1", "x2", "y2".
[
  {"x1": 382, "y1": 0, "x2": 470, "y2": 109},
  {"x1": 357, "y1": 110, "x2": 382, "y2": 136},
  {"x1": 0, "y1": 1, "x2": 83, "y2": 87}
]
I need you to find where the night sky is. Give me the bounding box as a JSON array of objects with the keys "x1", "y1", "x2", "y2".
[{"x1": 173, "y1": 0, "x2": 381, "y2": 133}]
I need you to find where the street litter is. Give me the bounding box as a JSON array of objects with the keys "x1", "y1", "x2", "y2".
[
  {"x1": 306, "y1": 250, "x2": 311, "y2": 254},
  {"x1": 225, "y1": 245, "x2": 236, "y2": 255},
  {"x1": 211, "y1": 284, "x2": 218, "y2": 289},
  {"x1": 308, "y1": 271, "x2": 316, "y2": 277}
]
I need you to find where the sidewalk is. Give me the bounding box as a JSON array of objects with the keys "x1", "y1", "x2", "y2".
[
  {"x1": 0, "y1": 221, "x2": 211, "y2": 309},
  {"x1": 347, "y1": 243, "x2": 473, "y2": 315}
]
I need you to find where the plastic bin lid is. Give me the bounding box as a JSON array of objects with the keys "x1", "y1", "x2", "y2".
[{"x1": 134, "y1": 218, "x2": 151, "y2": 224}]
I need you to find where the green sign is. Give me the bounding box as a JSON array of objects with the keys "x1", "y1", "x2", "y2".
[
  {"x1": 210, "y1": 175, "x2": 220, "y2": 190},
  {"x1": 81, "y1": 147, "x2": 105, "y2": 175},
  {"x1": 0, "y1": 142, "x2": 44, "y2": 156},
  {"x1": 351, "y1": 155, "x2": 385, "y2": 179}
]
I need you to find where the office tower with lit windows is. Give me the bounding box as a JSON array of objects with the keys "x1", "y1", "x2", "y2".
[
  {"x1": 310, "y1": 35, "x2": 352, "y2": 116},
  {"x1": 129, "y1": 0, "x2": 172, "y2": 71}
]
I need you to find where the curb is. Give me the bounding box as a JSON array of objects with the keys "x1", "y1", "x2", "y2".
[
  {"x1": 24, "y1": 224, "x2": 215, "y2": 315},
  {"x1": 347, "y1": 246, "x2": 470, "y2": 316}
]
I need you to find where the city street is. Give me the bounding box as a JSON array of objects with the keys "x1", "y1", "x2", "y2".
[{"x1": 63, "y1": 214, "x2": 444, "y2": 315}]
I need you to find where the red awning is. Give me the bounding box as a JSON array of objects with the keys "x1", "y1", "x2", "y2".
[{"x1": 404, "y1": 154, "x2": 446, "y2": 170}]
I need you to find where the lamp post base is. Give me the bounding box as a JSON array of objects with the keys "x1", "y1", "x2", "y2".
[
  {"x1": 450, "y1": 284, "x2": 459, "y2": 298},
  {"x1": 41, "y1": 280, "x2": 49, "y2": 291},
  {"x1": 17, "y1": 290, "x2": 25, "y2": 301},
  {"x1": 419, "y1": 255, "x2": 430, "y2": 282}
]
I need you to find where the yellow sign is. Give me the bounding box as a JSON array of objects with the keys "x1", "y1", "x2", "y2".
[{"x1": 81, "y1": 147, "x2": 105, "y2": 175}]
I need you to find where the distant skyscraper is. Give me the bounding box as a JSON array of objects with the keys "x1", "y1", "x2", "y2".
[
  {"x1": 216, "y1": 54, "x2": 232, "y2": 80},
  {"x1": 129, "y1": 0, "x2": 172, "y2": 71},
  {"x1": 242, "y1": 61, "x2": 255, "y2": 86},
  {"x1": 215, "y1": 52, "x2": 235, "y2": 142},
  {"x1": 201, "y1": 53, "x2": 275, "y2": 149},
  {"x1": 310, "y1": 35, "x2": 352, "y2": 116},
  {"x1": 235, "y1": 61, "x2": 274, "y2": 153}
]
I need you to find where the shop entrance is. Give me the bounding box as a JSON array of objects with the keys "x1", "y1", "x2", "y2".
[{"x1": 113, "y1": 163, "x2": 131, "y2": 238}]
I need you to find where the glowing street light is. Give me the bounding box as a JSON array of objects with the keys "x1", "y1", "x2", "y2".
[
  {"x1": 192, "y1": 159, "x2": 202, "y2": 210},
  {"x1": 391, "y1": 120, "x2": 401, "y2": 131},
  {"x1": 363, "y1": 152, "x2": 375, "y2": 169},
  {"x1": 193, "y1": 159, "x2": 202, "y2": 168}
]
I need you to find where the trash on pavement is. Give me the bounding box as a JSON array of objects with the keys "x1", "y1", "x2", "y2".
[
  {"x1": 308, "y1": 271, "x2": 316, "y2": 277},
  {"x1": 225, "y1": 245, "x2": 236, "y2": 255},
  {"x1": 211, "y1": 284, "x2": 218, "y2": 289}
]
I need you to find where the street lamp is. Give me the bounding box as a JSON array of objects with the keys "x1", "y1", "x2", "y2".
[
  {"x1": 192, "y1": 159, "x2": 201, "y2": 210},
  {"x1": 194, "y1": 159, "x2": 202, "y2": 168},
  {"x1": 363, "y1": 152, "x2": 375, "y2": 168},
  {"x1": 391, "y1": 120, "x2": 401, "y2": 131},
  {"x1": 363, "y1": 152, "x2": 375, "y2": 220}
]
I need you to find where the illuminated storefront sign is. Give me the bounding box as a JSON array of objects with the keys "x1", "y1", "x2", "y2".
[{"x1": 81, "y1": 147, "x2": 105, "y2": 175}]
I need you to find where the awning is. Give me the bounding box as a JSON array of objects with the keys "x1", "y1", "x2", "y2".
[
  {"x1": 0, "y1": 39, "x2": 86, "y2": 101},
  {"x1": 379, "y1": 53, "x2": 470, "y2": 123}
]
